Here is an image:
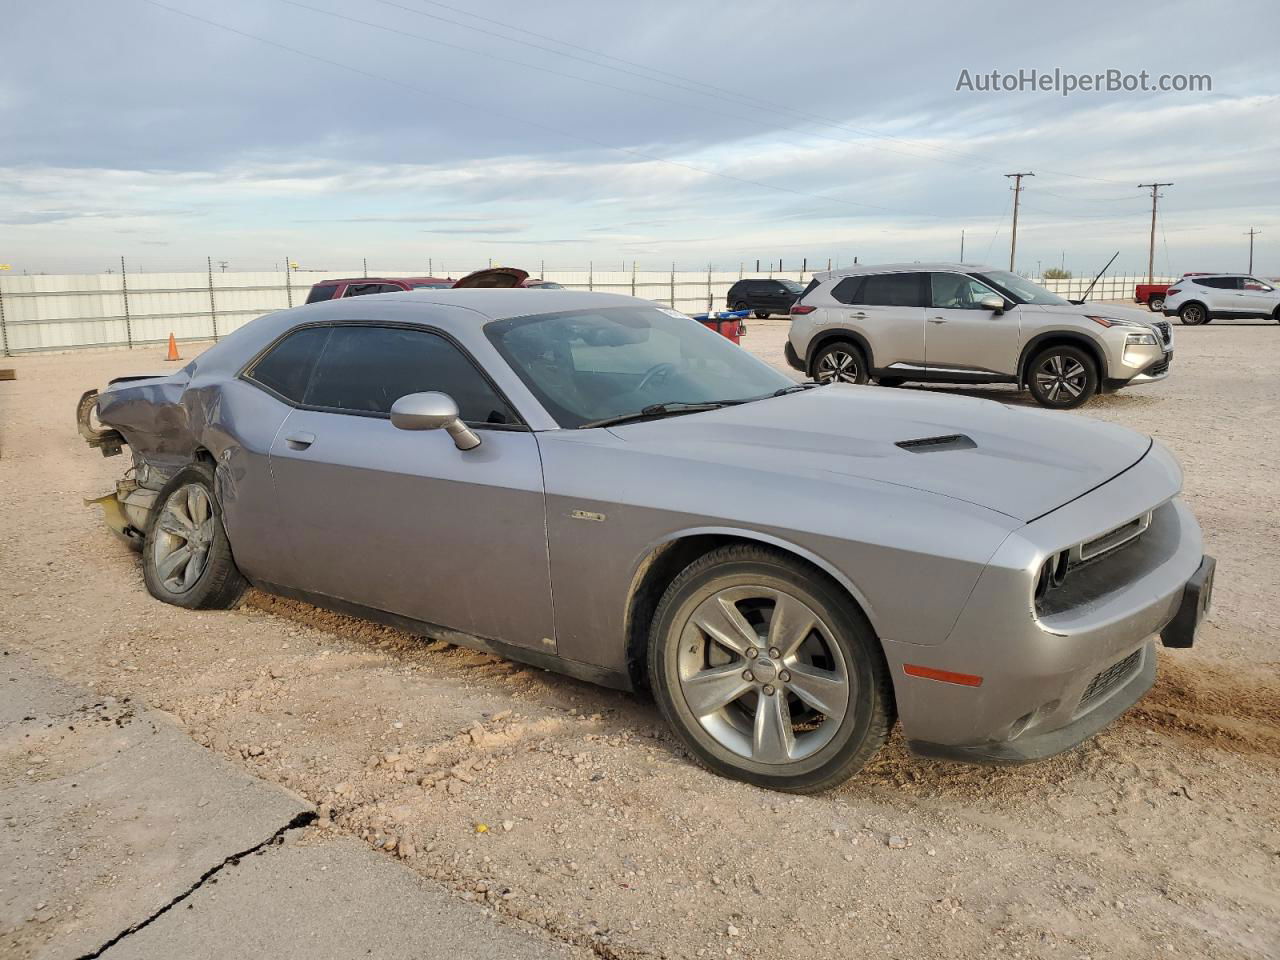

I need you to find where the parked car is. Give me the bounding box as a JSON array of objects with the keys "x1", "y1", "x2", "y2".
[
  {"x1": 1133, "y1": 273, "x2": 1212, "y2": 312},
  {"x1": 727, "y1": 278, "x2": 804, "y2": 318},
  {"x1": 78, "y1": 290, "x2": 1212, "y2": 792},
  {"x1": 305, "y1": 277, "x2": 455, "y2": 303},
  {"x1": 1162, "y1": 274, "x2": 1280, "y2": 325},
  {"x1": 785, "y1": 263, "x2": 1173, "y2": 409}
]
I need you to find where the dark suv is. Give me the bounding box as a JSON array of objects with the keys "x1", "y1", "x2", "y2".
[{"x1": 727, "y1": 278, "x2": 804, "y2": 318}]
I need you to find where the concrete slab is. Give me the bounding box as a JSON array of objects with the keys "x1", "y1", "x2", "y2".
[
  {"x1": 0, "y1": 648, "x2": 310, "y2": 960},
  {"x1": 101, "y1": 836, "x2": 584, "y2": 960}
]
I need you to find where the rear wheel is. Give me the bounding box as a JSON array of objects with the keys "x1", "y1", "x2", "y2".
[
  {"x1": 1148, "y1": 296, "x2": 1165, "y2": 312},
  {"x1": 648, "y1": 545, "x2": 893, "y2": 792},
  {"x1": 1027, "y1": 345, "x2": 1097, "y2": 409},
  {"x1": 1179, "y1": 302, "x2": 1209, "y2": 325},
  {"x1": 754, "y1": 310, "x2": 770, "y2": 320},
  {"x1": 812, "y1": 341, "x2": 868, "y2": 385},
  {"x1": 143, "y1": 462, "x2": 247, "y2": 610}
]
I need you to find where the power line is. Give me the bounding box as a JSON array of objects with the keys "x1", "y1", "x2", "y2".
[{"x1": 139, "y1": 0, "x2": 941, "y2": 220}]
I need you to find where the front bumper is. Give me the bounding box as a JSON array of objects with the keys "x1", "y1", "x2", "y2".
[{"x1": 882, "y1": 444, "x2": 1211, "y2": 764}]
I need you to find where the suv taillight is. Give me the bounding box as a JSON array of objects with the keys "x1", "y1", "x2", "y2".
[
  {"x1": 1166, "y1": 288, "x2": 1181, "y2": 295},
  {"x1": 791, "y1": 304, "x2": 815, "y2": 315}
]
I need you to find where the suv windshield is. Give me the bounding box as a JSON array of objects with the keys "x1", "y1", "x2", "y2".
[
  {"x1": 973, "y1": 270, "x2": 1070, "y2": 306},
  {"x1": 485, "y1": 306, "x2": 794, "y2": 428}
]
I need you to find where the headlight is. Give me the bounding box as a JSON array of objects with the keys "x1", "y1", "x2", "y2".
[{"x1": 1125, "y1": 332, "x2": 1158, "y2": 346}]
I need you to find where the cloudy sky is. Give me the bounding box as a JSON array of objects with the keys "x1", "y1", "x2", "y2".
[{"x1": 2, "y1": 0, "x2": 1277, "y2": 277}]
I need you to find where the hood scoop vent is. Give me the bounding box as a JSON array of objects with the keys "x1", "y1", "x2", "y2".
[{"x1": 895, "y1": 434, "x2": 977, "y2": 453}]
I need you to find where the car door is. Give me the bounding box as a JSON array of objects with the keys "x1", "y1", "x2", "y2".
[
  {"x1": 924, "y1": 272, "x2": 1019, "y2": 377},
  {"x1": 266, "y1": 323, "x2": 555, "y2": 652},
  {"x1": 1238, "y1": 277, "x2": 1278, "y2": 316},
  {"x1": 1198, "y1": 276, "x2": 1241, "y2": 314},
  {"x1": 833, "y1": 272, "x2": 927, "y2": 371}
]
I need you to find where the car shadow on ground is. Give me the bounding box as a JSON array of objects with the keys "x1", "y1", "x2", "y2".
[{"x1": 885, "y1": 382, "x2": 1165, "y2": 411}]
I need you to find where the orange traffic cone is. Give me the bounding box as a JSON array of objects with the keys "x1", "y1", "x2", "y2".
[{"x1": 164, "y1": 333, "x2": 181, "y2": 362}]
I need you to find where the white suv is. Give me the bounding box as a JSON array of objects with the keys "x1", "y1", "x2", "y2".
[
  {"x1": 1162, "y1": 274, "x2": 1280, "y2": 325},
  {"x1": 785, "y1": 263, "x2": 1173, "y2": 409}
]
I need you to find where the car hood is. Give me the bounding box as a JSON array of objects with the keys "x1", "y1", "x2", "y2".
[
  {"x1": 1027, "y1": 301, "x2": 1159, "y2": 327},
  {"x1": 607, "y1": 386, "x2": 1152, "y2": 522}
]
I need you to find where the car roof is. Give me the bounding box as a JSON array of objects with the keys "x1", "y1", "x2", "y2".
[
  {"x1": 310, "y1": 276, "x2": 453, "y2": 285},
  {"x1": 814, "y1": 262, "x2": 997, "y2": 281}
]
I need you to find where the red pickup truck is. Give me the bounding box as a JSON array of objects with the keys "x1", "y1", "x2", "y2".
[{"x1": 1134, "y1": 273, "x2": 1212, "y2": 312}]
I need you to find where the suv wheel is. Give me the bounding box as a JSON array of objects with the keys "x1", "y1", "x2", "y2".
[
  {"x1": 648, "y1": 544, "x2": 893, "y2": 792},
  {"x1": 1179, "y1": 302, "x2": 1209, "y2": 325},
  {"x1": 754, "y1": 310, "x2": 770, "y2": 320},
  {"x1": 1027, "y1": 345, "x2": 1097, "y2": 409},
  {"x1": 812, "y1": 342, "x2": 868, "y2": 385}
]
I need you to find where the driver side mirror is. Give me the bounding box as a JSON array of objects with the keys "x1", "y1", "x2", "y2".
[
  {"x1": 390, "y1": 392, "x2": 481, "y2": 451},
  {"x1": 978, "y1": 295, "x2": 1006, "y2": 314}
]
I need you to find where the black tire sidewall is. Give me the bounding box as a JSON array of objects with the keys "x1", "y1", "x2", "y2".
[
  {"x1": 1180, "y1": 302, "x2": 1207, "y2": 325},
  {"x1": 142, "y1": 462, "x2": 246, "y2": 610},
  {"x1": 754, "y1": 310, "x2": 770, "y2": 319},
  {"x1": 1028, "y1": 344, "x2": 1097, "y2": 409},
  {"x1": 648, "y1": 548, "x2": 889, "y2": 792},
  {"x1": 813, "y1": 341, "x2": 868, "y2": 385}
]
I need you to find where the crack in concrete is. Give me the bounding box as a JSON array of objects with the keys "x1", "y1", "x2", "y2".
[{"x1": 72, "y1": 811, "x2": 318, "y2": 960}]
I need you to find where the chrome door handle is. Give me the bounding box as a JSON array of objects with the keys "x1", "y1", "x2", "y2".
[
  {"x1": 928, "y1": 317, "x2": 949, "y2": 324},
  {"x1": 848, "y1": 312, "x2": 867, "y2": 318},
  {"x1": 285, "y1": 431, "x2": 315, "y2": 450}
]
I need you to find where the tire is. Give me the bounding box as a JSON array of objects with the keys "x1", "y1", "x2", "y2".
[
  {"x1": 1148, "y1": 296, "x2": 1165, "y2": 312},
  {"x1": 142, "y1": 462, "x2": 248, "y2": 610},
  {"x1": 753, "y1": 310, "x2": 770, "y2": 320},
  {"x1": 811, "y1": 341, "x2": 868, "y2": 385},
  {"x1": 1026, "y1": 344, "x2": 1098, "y2": 410},
  {"x1": 1274, "y1": 307, "x2": 1280, "y2": 324},
  {"x1": 877, "y1": 377, "x2": 906, "y2": 387},
  {"x1": 1179, "y1": 302, "x2": 1209, "y2": 325},
  {"x1": 647, "y1": 544, "x2": 893, "y2": 793}
]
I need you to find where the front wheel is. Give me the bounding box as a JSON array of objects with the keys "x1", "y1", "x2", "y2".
[
  {"x1": 812, "y1": 341, "x2": 868, "y2": 384},
  {"x1": 143, "y1": 462, "x2": 248, "y2": 610},
  {"x1": 1027, "y1": 345, "x2": 1097, "y2": 409},
  {"x1": 648, "y1": 545, "x2": 893, "y2": 792},
  {"x1": 1179, "y1": 302, "x2": 1209, "y2": 325},
  {"x1": 753, "y1": 310, "x2": 770, "y2": 320}
]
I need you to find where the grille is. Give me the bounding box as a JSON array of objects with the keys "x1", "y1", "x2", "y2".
[
  {"x1": 1153, "y1": 321, "x2": 1172, "y2": 344},
  {"x1": 1079, "y1": 650, "x2": 1141, "y2": 708}
]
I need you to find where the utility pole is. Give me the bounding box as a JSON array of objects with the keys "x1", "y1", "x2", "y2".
[
  {"x1": 1004, "y1": 172, "x2": 1034, "y2": 271},
  {"x1": 960, "y1": 229, "x2": 965, "y2": 262},
  {"x1": 1245, "y1": 228, "x2": 1261, "y2": 274},
  {"x1": 1137, "y1": 182, "x2": 1173, "y2": 284}
]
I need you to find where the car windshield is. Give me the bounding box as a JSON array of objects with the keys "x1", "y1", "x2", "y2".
[
  {"x1": 485, "y1": 306, "x2": 795, "y2": 428},
  {"x1": 973, "y1": 270, "x2": 1071, "y2": 306},
  {"x1": 412, "y1": 282, "x2": 452, "y2": 289}
]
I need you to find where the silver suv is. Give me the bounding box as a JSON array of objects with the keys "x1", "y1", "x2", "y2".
[
  {"x1": 1161, "y1": 274, "x2": 1280, "y2": 325},
  {"x1": 785, "y1": 263, "x2": 1173, "y2": 409}
]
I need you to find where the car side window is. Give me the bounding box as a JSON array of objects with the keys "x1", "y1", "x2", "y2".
[
  {"x1": 303, "y1": 326, "x2": 517, "y2": 425},
  {"x1": 344, "y1": 283, "x2": 382, "y2": 297},
  {"x1": 830, "y1": 277, "x2": 863, "y2": 304},
  {"x1": 930, "y1": 273, "x2": 1000, "y2": 309},
  {"x1": 306, "y1": 284, "x2": 339, "y2": 304},
  {"x1": 1244, "y1": 277, "x2": 1274, "y2": 291},
  {"x1": 245, "y1": 326, "x2": 333, "y2": 403},
  {"x1": 859, "y1": 273, "x2": 926, "y2": 307}
]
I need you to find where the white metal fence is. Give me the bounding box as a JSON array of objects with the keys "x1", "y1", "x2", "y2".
[{"x1": 0, "y1": 265, "x2": 1177, "y2": 356}]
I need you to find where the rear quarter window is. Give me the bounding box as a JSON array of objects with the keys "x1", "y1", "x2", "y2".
[
  {"x1": 245, "y1": 326, "x2": 332, "y2": 403},
  {"x1": 306, "y1": 284, "x2": 339, "y2": 304}
]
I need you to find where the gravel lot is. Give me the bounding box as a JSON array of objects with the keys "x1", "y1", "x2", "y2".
[{"x1": 2, "y1": 317, "x2": 1278, "y2": 960}]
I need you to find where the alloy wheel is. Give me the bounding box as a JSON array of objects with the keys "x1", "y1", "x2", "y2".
[
  {"x1": 151, "y1": 483, "x2": 215, "y2": 594},
  {"x1": 1035, "y1": 353, "x2": 1088, "y2": 403},
  {"x1": 675, "y1": 586, "x2": 851, "y2": 765},
  {"x1": 815, "y1": 350, "x2": 860, "y2": 384}
]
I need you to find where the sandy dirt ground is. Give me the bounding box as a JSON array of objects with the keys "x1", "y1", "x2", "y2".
[{"x1": 1, "y1": 317, "x2": 1278, "y2": 960}]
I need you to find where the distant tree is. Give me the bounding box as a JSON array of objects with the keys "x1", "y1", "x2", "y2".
[{"x1": 1042, "y1": 267, "x2": 1072, "y2": 280}]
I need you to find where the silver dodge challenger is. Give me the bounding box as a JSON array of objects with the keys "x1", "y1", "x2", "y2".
[{"x1": 78, "y1": 290, "x2": 1215, "y2": 792}]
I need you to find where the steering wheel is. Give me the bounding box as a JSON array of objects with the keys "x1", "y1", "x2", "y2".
[{"x1": 637, "y1": 361, "x2": 677, "y2": 393}]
